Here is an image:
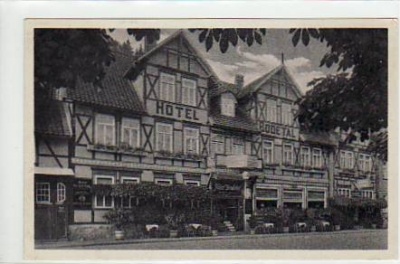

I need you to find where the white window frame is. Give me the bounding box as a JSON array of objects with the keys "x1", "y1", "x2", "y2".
[
  {"x1": 211, "y1": 134, "x2": 225, "y2": 155},
  {"x1": 221, "y1": 97, "x2": 235, "y2": 117},
  {"x1": 156, "y1": 123, "x2": 173, "y2": 152},
  {"x1": 159, "y1": 72, "x2": 176, "y2": 102},
  {"x1": 361, "y1": 190, "x2": 375, "y2": 199},
  {"x1": 283, "y1": 143, "x2": 294, "y2": 165},
  {"x1": 337, "y1": 188, "x2": 352, "y2": 198},
  {"x1": 184, "y1": 180, "x2": 200, "y2": 186},
  {"x1": 95, "y1": 114, "x2": 115, "y2": 146},
  {"x1": 155, "y1": 178, "x2": 173, "y2": 186},
  {"x1": 263, "y1": 140, "x2": 274, "y2": 164},
  {"x1": 56, "y1": 182, "x2": 66, "y2": 204},
  {"x1": 36, "y1": 182, "x2": 51, "y2": 204},
  {"x1": 300, "y1": 146, "x2": 311, "y2": 167},
  {"x1": 231, "y1": 137, "x2": 244, "y2": 155},
  {"x1": 281, "y1": 102, "x2": 293, "y2": 125},
  {"x1": 184, "y1": 127, "x2": 199, "y2": 154},
  {"x1": 121, "y1": 176, "x2": 140, "y2": 184},
  {"x1": 340, "y1": 150, "x2": 354, "y2": 169},
  {"x1": 94, "y1": 175, "x2": 115, "y2": 209},
  {"x1": 181, "y1": 78, "x2": 197, "y2": 106},
  {"x1": 266, "y1": 99, "x2": 277, "y2": 123},
  {"x1": 312, "y1": 148, "x2": 322, "y2": 168},
  {"x1": 358, "y1": 153, "x2": 372, "y2": 172},
  {"x1": 121, "y1": 118, "x2": 140, "y2": 148}
]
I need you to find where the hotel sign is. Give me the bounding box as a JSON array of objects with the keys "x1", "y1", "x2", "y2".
[
  {"x1": 147, "y1": 100, "x2": 207, "y2": 123},
  {"x1": 258, "y1": 122, "x2": 299, "y2": 139}
]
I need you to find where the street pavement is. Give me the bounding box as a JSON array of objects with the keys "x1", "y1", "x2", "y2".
[{"x1": 38, "y1": 229, "x2": 387, "y2": 250}]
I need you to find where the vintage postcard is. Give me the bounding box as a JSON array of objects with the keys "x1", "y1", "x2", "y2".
[{"x1": 24, "y1": 18, "x2": 398, "y2": 261}]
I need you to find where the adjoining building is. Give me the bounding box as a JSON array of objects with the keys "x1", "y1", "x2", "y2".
[{"x1": 34, "y1": 30, "x2": 386, "y2": 240}]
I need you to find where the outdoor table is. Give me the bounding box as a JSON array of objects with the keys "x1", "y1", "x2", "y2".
[
  {"x1": 145, "y1": 224, "x2": 159, "y2": 231},
  {"x1": 296, "y1": 222, "x2": 307, "y2": 228},
  {"x1": 321, "y1": 221, "x2": 330, "y2": 227},
  {"x1": 189, "y1": 223, "x2": 202, "y2": 229}
]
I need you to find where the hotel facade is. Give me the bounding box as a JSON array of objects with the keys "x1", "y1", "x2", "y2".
[{"x1": 34, "y1": 31, "x2": 385, "y2": 240}]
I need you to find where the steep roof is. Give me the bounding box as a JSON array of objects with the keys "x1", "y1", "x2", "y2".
[
  {"x1": 237, "y1": 64, "x2": 304, "y2": 99},
  {"x1": 69, "y1": 47, "x2": 145, "y2": 113},
  {"x1": 209, "y1": 77, "x2": 239, "y2": 98},
  {"x1": 126, "y1": 30, "x2": 217, "y2": 79},
  {"x1": 35, "y1": 100, "x2": 71, "y2": 137}
]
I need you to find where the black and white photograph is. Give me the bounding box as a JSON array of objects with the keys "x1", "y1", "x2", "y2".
[{"x1": 27, "y1": 19, "x2": 395, "y2": 259}]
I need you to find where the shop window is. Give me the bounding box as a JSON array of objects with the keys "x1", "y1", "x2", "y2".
[
  {"x1": 283, "y1": 143, "x2": 294, "y2": 165},
  {"x1": 184, "y1": 180, "x2": 200, "y2": 186},
  {"x1": 312, "y1": 148, "x2": 322, "y2": 168},
  {"x1": 182, "y1": 78, "x2": 197, "y2": 106},
  {"x1": 300, "y1": 147, "x2": 311, "y2": 167},
  {"x1": 263, "y1": 140, "x2": 274, "y2": 164},
  {"x1": 221, "y1": 97, "x2": 235, "y2": 117},
  {"x1": 159, "y1": 73, "x2": 175, "y2": 102},
  {"x1": 155, "y1": 178, "x2": 173, "y2": 186},
  {"x1": 211, "y1": 134, "x2": 225, "y2": 155},
  {"x1": 340, "y1": 150, "x2": 354, "y2": 169},
  {"x1": 94, "y1": 175, "x2": 114, "y2": 208},
  {"x1": 95, "y1": 114, "x2": 115, "y2": 146},
  {"x1": 256, "y1": 200, "x2": 277, "y2": 209},
  {"x1": 56, "y1": 182, "x2": 66, "y2": 203},
  {"x1": 156, "y1": 123, "x2": 173, "y2": 152},
  {"x1": 184, "y1": 127, "x2": 199, "y2": 154},
  {"x1": 308, "y1": 201, "x2": 324, "y2": 209},
  {"x1": 121, "y1": 118, "x2": 140, "y2": 148},
  {"x1": 36, "y1": 182, "x2": 50, "y2": 204},
  {"x1": 231, "y1": 137, "x2": 244, "y2": 155}
]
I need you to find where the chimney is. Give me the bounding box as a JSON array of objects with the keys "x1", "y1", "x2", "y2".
[
  {"x1": 144, "y1": 36, "x2": 157, "y2": 53},
  {"x1": 235, "y1": 74, "x2": 244, "y2": 90}
]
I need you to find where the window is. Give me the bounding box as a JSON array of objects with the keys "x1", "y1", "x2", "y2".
[
  {"x1": 263, "y1": 140, "x2": 274, "y2": 164},
  {"x1": 156, "y1": 123, "x2": 173, "y2": 152},
  {"x1": 94, "y1": 175, "x2": 114, "y2": 208},
  {"x1": 184, "y1": 127, "x2": 199, "y2": 154},
  {"x1": 182, "y1": 78, "x2": 197, "y2": 106},
  {"x1": 96, "y1": 114, "x2": 115, "y2": 146},
  {"x1": 211, "y1": 134, "x2": 225, "y2": 155},
  {"x1": 312, "y1": 148, "x2": 322, "y2": 168},
  {"x1": 120, "y1": 177, "x2": 140, "y2": 208},
  {"x1": 281, "y1": 102, "x2": 293, "y2": 125},
  {"x1": 155, "y1": 179, "x2": 173, "y2": 186},
  {"x1": 358, "y1": 154, "x2": 372, "y2": 172},
  {"x1": 300, "y1": 147, "x2": 311, "y2": 167},
  {"x1": 184, "y1": 180, "x2": 200, "y2": 186},
  {"x1": 159, "y1": 73, "x2": 175, "y2": 102},
  {"x1": 57, "y1": 183, "x2": 66, "y2": 203},
  {"x1": 361, "y1": 190, "x2": 374, "y2": 199},
  {"x1": 340, "y1": 150, "x2": 354, "y2": 169},
  {"x1": 265, "y1": 99, "x2": 277, "y2": 123},
  {"x1": 221, "y1": 98, "x2": 235, "y2": 117},
  {"x1": 337, "y1": 188, "x2": 351, "y2": 198},
  {"x1": 283, "y1": 143, "x2": 294, "y2": 165},
  {"x1": 231, "y1": 137, "x2": 244, "y2": 155},
  {"x1": 36, "y1": 182, "x2": 50, "y2": 204},
  {"x1": 121, "y1": 118, "x2": 140, "y2": 148}
]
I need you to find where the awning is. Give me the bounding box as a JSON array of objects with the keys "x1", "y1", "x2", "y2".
[{"x1": 34, "y1": 167, "x2": 75, "y2": 176}]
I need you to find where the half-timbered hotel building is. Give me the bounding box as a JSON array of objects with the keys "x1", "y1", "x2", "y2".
[{"x1": 34, "y1": 30, "x2": 385, "y2": 240}]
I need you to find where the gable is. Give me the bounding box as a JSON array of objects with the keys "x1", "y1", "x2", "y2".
[{"x1": 258, "y1": 68, "x2": 301, "y2": 101}]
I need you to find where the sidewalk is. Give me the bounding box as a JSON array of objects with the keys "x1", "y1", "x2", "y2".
[{"x1": 35, "y1": 229, "x2": 384, "y2": 249}]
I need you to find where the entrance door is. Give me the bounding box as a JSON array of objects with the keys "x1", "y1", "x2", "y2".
[{"x1": 34, "y1": 179, "x2": 68, "y2": 241}]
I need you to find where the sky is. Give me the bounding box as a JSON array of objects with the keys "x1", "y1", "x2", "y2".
[{"x1": 109, "y1": 29, "x2": 338, "y2": 93}]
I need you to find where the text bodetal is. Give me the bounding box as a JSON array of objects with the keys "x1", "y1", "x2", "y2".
[{"x1": 258, "y1": 122, "x2": 297, "y2": 139}]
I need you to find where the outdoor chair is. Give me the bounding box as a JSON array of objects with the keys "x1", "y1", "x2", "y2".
[{"x1": 184, "y1": 225, "x2": 197, "y2": 237}]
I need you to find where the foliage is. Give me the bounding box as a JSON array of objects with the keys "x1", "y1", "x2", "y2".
[
  {"x1": 293, "y1": 29, "x2": 387, "y2": 149},
  {"x1": 164, "y1": 211, "x2": 185, "y2": 229},
  {"x1": 103, "y1": 208, "x2": 132, "y2": 230},
  {"x1": 188, "y1": 29, "x2": 266, "y2": 53},
  {"x1": 247, "y1": 215, "x2": 258, "y2": 229}
]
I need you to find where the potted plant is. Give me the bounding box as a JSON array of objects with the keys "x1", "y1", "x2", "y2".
[
  {"x1": 248, "y1": 215, "x2": 258, "y2": 235},
  {"x1": 103, "y1": 208, "x2": 132, "y2": 240},
  {"x1": 209, "y1": 214, "x2": 221, "y2": 236},
  {"x1": 331, "y1": 208, "x2": 342, "y2": 231},
  {"x1": 281, "y1": 208, "x2": 291, "y2": 233}
]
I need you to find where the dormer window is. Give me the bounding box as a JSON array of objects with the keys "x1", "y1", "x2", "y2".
[{"x1": 221, "y1": 97, "x2": 235, "y2": 117}]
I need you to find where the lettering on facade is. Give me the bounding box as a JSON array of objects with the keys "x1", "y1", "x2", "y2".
[
  {"x1": 212, "y1": 180, "x2": 243, "y2": 196},
  {"x1": 156, "y1": 101, "x2": 199, "y2": 120},
  {"x1": 73, "y1": 179, "x2": 92, "y2": 209},
  {"x1": 259, "y1": 122, "x2": 296, "y2": 139}
]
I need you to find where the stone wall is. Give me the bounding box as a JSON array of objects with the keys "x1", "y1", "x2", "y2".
[{"x1": 68, "y1": 224, "x2": 113, "y2": 241}]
